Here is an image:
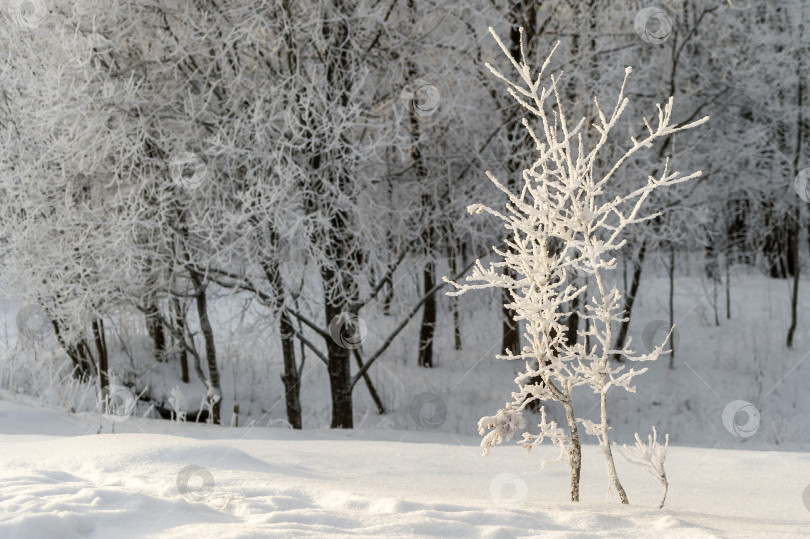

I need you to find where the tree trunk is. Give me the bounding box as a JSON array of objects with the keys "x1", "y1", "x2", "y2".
[
  {"x1": 279, "y1": 308, "x2": 303, "y2": 429},
  {"x1": 448, "y1": 240, "x2": 463, "y2": 351},
  {"x1": 263, "y1": 253, "x2": 304, "y2": 430},
  {"x1": 382, "y1": 273, "x2": 394, "y2": 316},
  {"x1": 601, "y1": 389, "x2": 629, "y2": 504},
  {"x1": 725, "y1": 260, "x2": 731, "y2": 320},
  {"x1": 319, "y1": 227, "x2": 355, "y2": 429},
  {"x1": 788, "y1": 35, "x2": 805, "y2": 348},
  {"x1": 189, "y1": 272, "x2": 221, "y2": 424},
  {"x1": 323, "y1": 289, "x2": 354, "y2": 428},
  {"x1": 52, "y1": 319, "x2": 94, "y2": 381},
  {"x1": 705, "y1": 231, "x2": 720, "y2": 327},
  {"x1": 562, "y1": 398, "x2": 581, "y2": 502},
  {"x1": 403, "y1": 22, "x2": 436, "y2": 368},
  {"x1": 171, "y1": 297, "x2": 190, "y2": 383},
  {"x1": 92, "y1": 318, "x2": 108, "y2": 390},
  {"x1": 502, "y1": 273, "x2": 521, "y2": 356},
  {"x1": 417, "y1": 251, "x2": 436, "y2": 368},
  {"x1": 613, "y1": 241, "x2": 646, "y2": 361},
  {"x1": 786, "y1": 212, "x2": 800, "y2": 348},
  {"x1": 565, "y1": 283, "x2": 580, "y2": 349},
  {"x1": 452, "y1": 297, "x2": 463, "y2": 351},
  {"x1": 144, "y1": 301, "x2": 165, "y2": 363}
]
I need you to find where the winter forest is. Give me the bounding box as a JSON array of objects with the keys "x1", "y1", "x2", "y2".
[{"x1": 0, "y1": 0, "x2": 808, "y2": 537}]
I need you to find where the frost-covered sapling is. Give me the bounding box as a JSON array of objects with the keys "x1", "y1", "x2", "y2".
[
  {"x1": 445, "y1": 27, "x2": 707, "y2": 503},
  {"x1": 169, "y1": 386, "x2": 187, "y2": 422},
  {"x1": 618, "y1": 426, "x2": 670, "y2": 509}
]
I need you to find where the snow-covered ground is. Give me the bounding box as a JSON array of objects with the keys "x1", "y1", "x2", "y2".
[{"x1": 1, "y1": 394, "x2": 809, "y2": 538}]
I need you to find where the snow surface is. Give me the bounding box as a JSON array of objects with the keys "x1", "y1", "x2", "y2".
[{"x1": 1, "y1": 394, "x2": 809, "y2": 538}]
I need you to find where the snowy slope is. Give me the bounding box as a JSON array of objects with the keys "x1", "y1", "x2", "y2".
[{"x1": 1, "y1": 395, "x2": 808, "y2": 538}]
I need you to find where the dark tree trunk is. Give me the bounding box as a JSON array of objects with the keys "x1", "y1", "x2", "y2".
[
  {"x1": 724, "y1": 209, "x2": 734, "y2": 321},
  {"x1": 171, "y1": 297, "x2": 190, "y2": 383},
  {"x1": 264, "y1": 254, "x2": 303, "y2": 430},
  {"x1": 318, "y1": 213, "x2": 356, "y2": 428},
  {"x1": 403, "y1": 14, "x2": 436, "y2": 368},
  {"x1": 613, "y1": 241, "x2": 646, "y2": 362},
  {"x1": 279, "y1": 308, "x2": 302, "y2": 428},
  {"x1": 448, "y1": 240, "x2": 463, "y2": 351},
  {"x1": 502, "y1": 274, "x2": 521, "y2": 356},
  {"x1": 725, "y1": 260, "x2": 731, "y2": 321},
  {"x1": 565, "y1": 285, "x2": 580, "y2": 349},
  {"x1": 452, "y1": 297, "x2": 462, "y2": 351},
  {"x1": 317, "y1": 192, "x2": 357, "y2": 429},
  {"x1": 144, "y1": 301, "x2": 165, "y2": 362},
  {"x1": 788, "y1": 45, "x2": 806, "y2": 347},
  {"x1": 787, "y1": 209, "x2": 800, "y2": 348},
  {"x1": 92, "y1": 318, "x2": 108, "y2": 390},
  {"x1": 189, "y1": 272, "x2": 221, "y2": 424},
  {"x1": 52, "y1": 319, "x2": 95, "y2": 381},
  {"x1": 322, "y1": 287, "x2": 354, "y2": 428},
  {"x1": 52, "y1": 320, "x2": 83, "y2": 378},
  {"x1": 314, "y1": 0, "x2": 362, "y2": 429},
  {"x1": 417, "y1": 249, "x2": 436, "y2": 368},
  {"x1": 382, "y1": 273, "x2": 394, "y2": 316},
  {"x1": 77, "y1": 341, "x2": 95, "y2": 371}
]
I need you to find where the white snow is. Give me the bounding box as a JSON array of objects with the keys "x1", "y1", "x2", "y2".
[{"x1": 1, "y1": 394, "x2": 808, "y2": 538}]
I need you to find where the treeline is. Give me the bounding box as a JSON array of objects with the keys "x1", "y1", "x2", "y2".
[{"x1": 0, "y1": 1, "x2": 806, "y2": 427}]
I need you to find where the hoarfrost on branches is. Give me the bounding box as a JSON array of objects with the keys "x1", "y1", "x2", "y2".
[
  {"x1": 445, "y1": 26, "x2": 707, "y2": 503},
  {"x1": 478, "y1": 403, "x2": 526, "y2": 456},
  {"x1": 618, "y1": 426, "x2": 670, "y2": 509},
  {"x1": 519, "y1": 406, "x2": 571, "y2": 470}
]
